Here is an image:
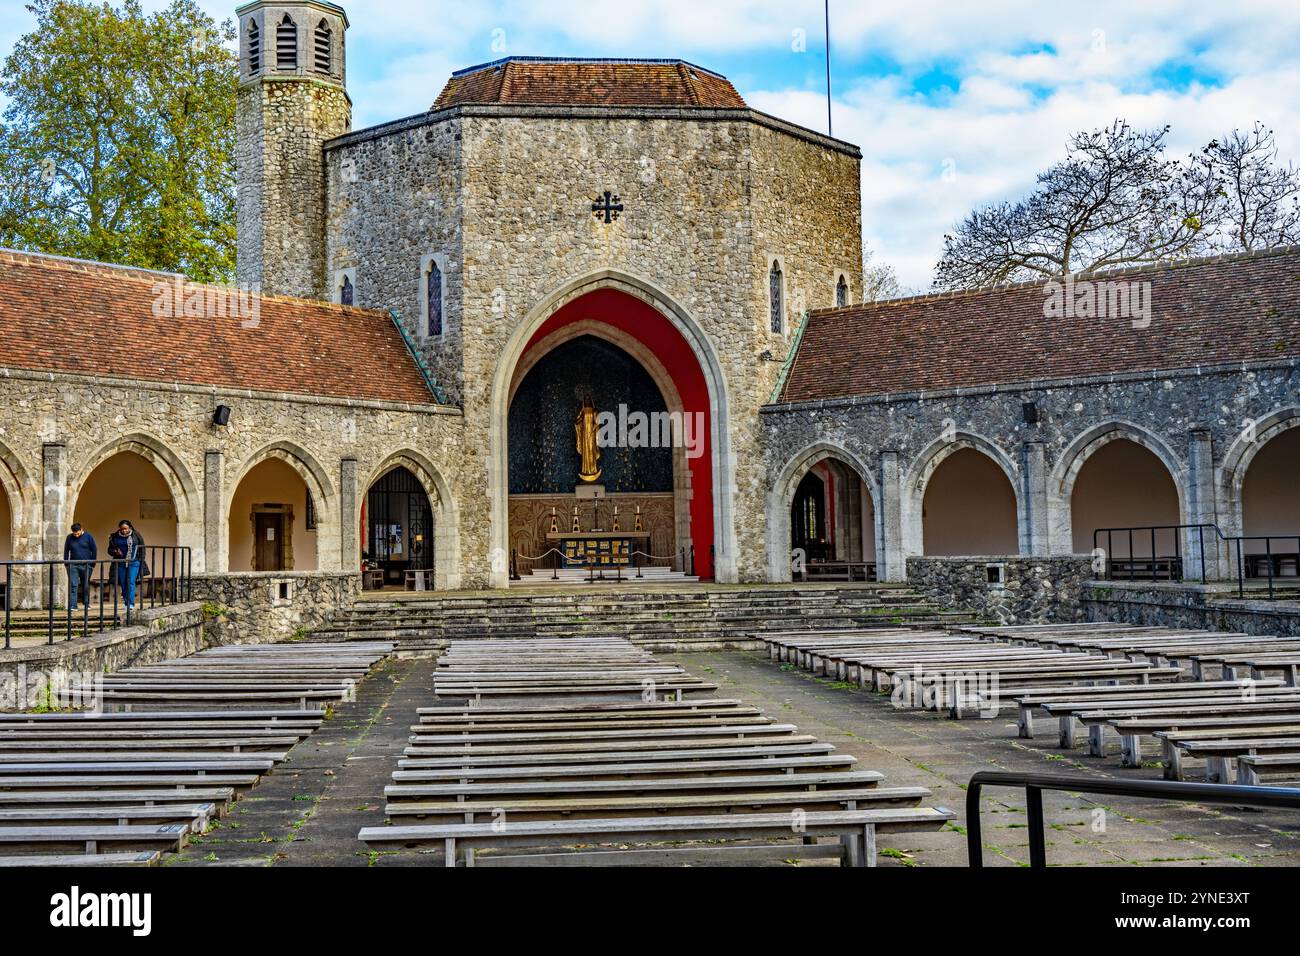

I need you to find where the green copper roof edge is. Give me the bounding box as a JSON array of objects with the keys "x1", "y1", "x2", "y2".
[
  {"x1": 389, "y1": 309, "x2": 448, "y2": 406},
  {"x1": 769, "y1": 310, "x2": 810, "y2": 405}
]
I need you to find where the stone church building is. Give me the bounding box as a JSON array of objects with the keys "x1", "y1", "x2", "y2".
[{"x1": 0, "y1": 0, "x2": 1295, "y2": 600}]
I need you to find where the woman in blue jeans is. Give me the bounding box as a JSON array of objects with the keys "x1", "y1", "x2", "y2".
[{"x1": 107, "y1": 520, "x2": 146, "y2": 611}]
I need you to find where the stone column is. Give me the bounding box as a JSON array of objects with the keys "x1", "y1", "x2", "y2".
[
  {"x1": 877, "y1": 450, "x2": 906, "y2": 582},
  {"x1": 340, "y1": 458, "x2": 359, "y2": 573},
  {"x1": 1020, "y1": 441, "x2": 1048, "y2": 556},
  {"x1": 42, "y1": 443, "x2": 67, "y2": 607},
  {"x1": 1184, "y1": 428, "x2": 1223, "y2": 581},
  {"x1": 204, "y1": 451, "x2": 225, "y2": 573}
]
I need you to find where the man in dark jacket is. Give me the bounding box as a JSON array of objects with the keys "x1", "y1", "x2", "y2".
[{"x1": 63, "y1": 523, "x2": 97, "y2": 611}]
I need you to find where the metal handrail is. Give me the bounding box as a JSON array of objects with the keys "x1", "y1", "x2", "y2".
[
  {"x1": 2, "y1": 547, "x2": 193, "y2": 649},
  {"x1": 1093, "y1": 523, "x2": 1300, "y2": 599},
  {"x1": 966, "y1": 771, "x2": 1300, "y2": 867}
]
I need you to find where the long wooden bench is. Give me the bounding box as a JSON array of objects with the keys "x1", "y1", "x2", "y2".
[
  {"x1": 389, "y1": 753, "x2": 861, "y2": 786},
  {"x1": 385, "y1": 786, "x2": 932, "y2": 824},
  {"x1": 360, "y1": 807, "x2": 954, "y2": 867},
  {"x1": 384, "y1": 770, "x2": 887, "y2": 803},
  {"x1": 0, "y1": 850, "x2": 161, "y2": 867},
  {"x1": 0, "y1": 822, "x2": 191, "y2": 855},
  {"x1": 0, "y1": 802, "x2": 217, "y2": 829}
]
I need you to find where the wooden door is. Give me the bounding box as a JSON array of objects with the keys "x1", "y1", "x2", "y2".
[{"x1": 255, "y1": 513, "x2": 285, "y2": 571}]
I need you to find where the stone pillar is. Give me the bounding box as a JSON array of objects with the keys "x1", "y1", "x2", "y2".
[
  {"x1": 1020, "y1": 441, "x2": 1048, "y2": 556},
  {"x1": 204, "y1": 451, "x2": 225, "y2": 573},
  {"x1": 42, "y1": 443, "x2": 67, "y2": 607},
  {"x1": 1184, "y1": 428, "x2": 1223, "y2": 581},
  {"x1": 340, "y1": 458, "x2": 359, "y2": 573},
  {"x1": 877, "y1": 450, "x2": 906, "y2": 582}
]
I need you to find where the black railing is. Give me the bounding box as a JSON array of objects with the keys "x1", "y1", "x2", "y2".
[
  {"x1": 966, "y1": 771, "x2": 1300, "y2": 868},
  {"x1": 1094, "y1": 523, "x2": 1300, "y2": 600},
  {"x1": 2, "y1": 547, "x2": 193, "y2": 649}
]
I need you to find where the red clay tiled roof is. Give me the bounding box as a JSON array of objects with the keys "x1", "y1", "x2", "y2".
[
  {"x1": 0, "y1": 249, "x2": 437, "y2": 406},
  {"x1": 777, "y1": 248, "x2": 1300, "y2": 404},
  {"x1": 433, "y1": 57, "x2": 746, "y2": 110}
]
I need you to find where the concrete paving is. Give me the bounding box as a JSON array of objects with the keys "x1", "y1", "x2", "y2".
[{"x1": 166, "y1": 650, "x2": 1300, "y2": 867}]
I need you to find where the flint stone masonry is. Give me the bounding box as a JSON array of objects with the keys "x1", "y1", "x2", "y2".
[
  {"x1": 1083, "y1": 581, "x2": 1300, "y2": 638},
  {"x1": 907, "y1": 556, "x2": 1091, "y2": 625},
  {"x1": 762, "y1": 361, "x2": 1300, "y2": 581},
  {"x1": 191, "y1": 571, "x2": 360, "y2": 643}
]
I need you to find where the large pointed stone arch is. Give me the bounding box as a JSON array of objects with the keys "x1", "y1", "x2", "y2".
[
  {"x1": 69, "y1": 433, "x2": 202, "y2": 555},
  {"x1": 489, "y1": 269, "x2": 736, "y2": 587},
  {"x1": 766, "y1": 441, "x2": 880, "y2": 582},
  {"x1": 1218, "y1": 406, "x2": 1300, "y2": 538},
  {"x1": 229, "y1": 440, "x2": 339, "y2": 571},
  {"x1": 510, "y1": 318, "x2": 695, "y2": 560},
  {"x1": 1047, "y1": 421, "x2": 1188, "y2": 555},
  {"x1": 0, "y1": 439, "x2": 35, "y2": 561},
  {"x1": 903, "y1": 431, "x2": 1024, "y2": 557},
  {"x1": 364, "y1": 449, "x2": 461, "y2": 590}
]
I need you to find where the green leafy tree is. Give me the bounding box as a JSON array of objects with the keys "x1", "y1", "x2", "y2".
[{"x1": 0, "y1": 0, "x2": 236, "y2": 281}]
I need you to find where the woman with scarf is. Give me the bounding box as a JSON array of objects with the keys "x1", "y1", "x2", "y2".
[{"x1": 107, "y1": 519, "x2": 147, "y2": 612}]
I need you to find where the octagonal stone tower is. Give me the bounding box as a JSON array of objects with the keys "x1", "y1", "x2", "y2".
[{"x1": 235, "y1": 0, "x2": 351, "y2": 298}]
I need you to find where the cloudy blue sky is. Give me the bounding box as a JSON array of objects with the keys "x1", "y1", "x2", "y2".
[{"x1": 2, "y1": 0, "x2": 1298, "y2": 288}]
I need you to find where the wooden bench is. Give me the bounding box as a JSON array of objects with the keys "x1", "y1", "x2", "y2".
[
  {"x1": 1009, "y1": 681, "x2": 1280, "y2": 739},
  {"x1": 0, "y1": 802, "x2": 217, "y2": 829},
  {"x1": 384, "y1": 770, "x2": 887, "y2": 804},
  {"x1": 1236, "y1": 753, "x2": 1300, "y2": 785},
  {"x1": 1106, "y1": 714, "x2": 1300, "y2": 769},
  {"x1": 359, "y1": 807, "x2": 954, "y2": 867},
  {"x1": 389, "y1": 753, "x2": 861, "y2": 786},
  {"x1": 1160, "y1": 733, "x2": 1300, "y2": 783},
  {"x1": 0, "y1": 822, "x2": 191, "y2": 855},
  {"x1": 0, "y1": 850, "x2": 161, "y2": 867},
  {"x1": 386, "y1": 785, "x2": 931, "y2": 823}
]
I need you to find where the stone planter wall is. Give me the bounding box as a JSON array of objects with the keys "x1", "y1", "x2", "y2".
[
  {"x1": 907, "y1": 556, "x2": 1092, "y2": 624},
  {"x1": 0, "y1": 602, "x2": 204, "y2": 712},
  {"x1": 1083, "y1": 581, "x2": 1300, "y2": 637},
  {"x1": 191, "y1": 572, "x2": 360, "y2": 644}
]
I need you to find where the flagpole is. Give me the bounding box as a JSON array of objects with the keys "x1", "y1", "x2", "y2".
[{"x1": 824, "y1": 0, "x2": 833, "y2": 137}]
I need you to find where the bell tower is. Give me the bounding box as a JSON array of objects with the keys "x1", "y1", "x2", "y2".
[{"x1": 235, "y1": 1, "x2": 351, "y2": 299}]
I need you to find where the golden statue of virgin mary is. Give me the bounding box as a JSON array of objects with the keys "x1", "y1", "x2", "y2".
[{"x1": 575, "y1": 395, "x2": 603, "y2": 483}]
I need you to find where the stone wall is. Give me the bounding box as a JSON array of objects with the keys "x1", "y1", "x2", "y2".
[
  {"x1": 0, "y1": 603, "x2": 204, "y2": 712},
  {"x1": 191, "y1": 571, "x2": 359, "y2": 643},
  {"x1": 236, "y1": 0, "x2": 353, "y2": 300},
  {"x1": 1083, "y1": 581, "x2": 1300, "y2": 637},
  {"x1": 762, "y1": 360, "x2": 1299, "y2": 582},
  {"x1": 0, "y1": 369, "x2": 467, "y2": 591},
  {"x1": 323, "y1": 104, "x2": 863, "y2": 584},
  {"x1": 907, "y1": 556, "x2": 1092, "y2": 624}
]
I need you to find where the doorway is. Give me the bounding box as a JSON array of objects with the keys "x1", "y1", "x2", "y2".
[{"x1": 254, "y1": 511, "x2": 287, "y2": 571}]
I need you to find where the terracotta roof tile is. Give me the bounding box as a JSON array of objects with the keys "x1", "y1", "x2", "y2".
[
  {"x1": 0, "y1": 249, "x2": 437, "y2": 406},
  {"x1": 778, "y1": 248, "x2": 1300, "y2": 404},
  {"x1": 433, "y1": 57, "x2": 746, "y2": 110}
]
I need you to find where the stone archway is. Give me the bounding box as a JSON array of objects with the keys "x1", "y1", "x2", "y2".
[
  {"x1": 228, "y1": 441, "x2": 338, "y2": 572},
  {"x1": 0, "y1": 439, "x2": 33, "y2": 564},
  {"x1": 490, "y1": 271, "x2": 735, "y2": 586},
  {"x1": 1048, "y1": 421, "x2": 1189, "y2": 557},
  {"x1": 1220, "y1": 407, "x2": 1300, "y2": 538},
  {"x1": 70, "y1": 434, "x2": 200, "y2": 557},
  {"x1": 767, "y1": 442, "x2": 880, "y2": 582},
  {"x1": 903, "y1": 432, "x2": 1023, "y2": 557},
  {"x1": 364, "y1": 450, "x2": 460, "y2": 590}
]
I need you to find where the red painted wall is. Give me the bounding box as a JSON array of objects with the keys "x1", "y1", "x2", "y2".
[{"x1": 520, "y1": 289, "x2": 716, "y2": 579}]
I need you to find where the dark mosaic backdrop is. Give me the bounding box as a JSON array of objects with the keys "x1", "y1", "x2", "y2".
[{"x1": 509, "y1": 336, "x2": 674, "y2": 494}]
